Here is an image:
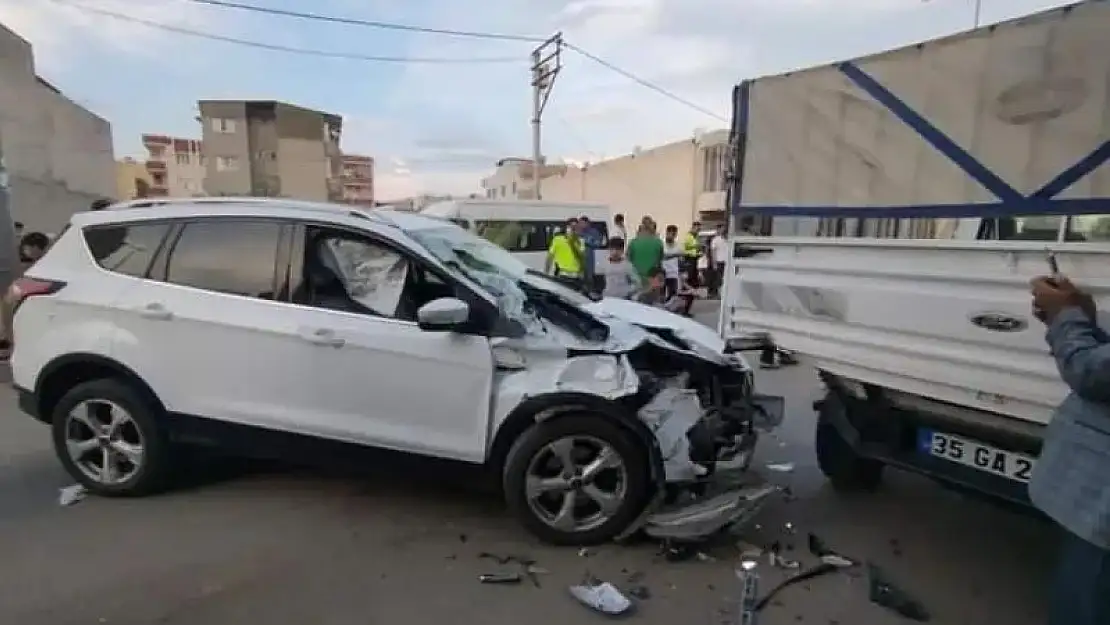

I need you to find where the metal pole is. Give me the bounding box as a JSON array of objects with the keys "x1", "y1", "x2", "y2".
[
  {"x1": 0, "y1": 126, "x2": 16, "y2": 294},
  {"x1": 973, "y1": 0, "x2": 982, "y2": 28},
  {"x1": 531, "y1": 50, "x2": 543, "y2": 200},
  {"x1": 529, "y1": 34, "x2": 563, "y2": 201}
]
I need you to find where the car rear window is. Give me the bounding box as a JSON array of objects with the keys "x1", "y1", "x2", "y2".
[{"x1": 83, "y1": 222, "x2": 172, "y2": 278}]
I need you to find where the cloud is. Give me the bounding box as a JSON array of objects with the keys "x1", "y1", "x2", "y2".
[
  {"x1": 376, "y1": 0, "x2": 1081, "y2": 197},
  {"x1": 0, "y1": 0, "x2": 221, "y2": 73}
]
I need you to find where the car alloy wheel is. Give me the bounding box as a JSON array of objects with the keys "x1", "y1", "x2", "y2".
[
  {"x1": 63, "y1": 399, "x2": 145, "y2": 486},
  {"x1": 524, "y1": 435, "x2": 629, "y2": 534}
]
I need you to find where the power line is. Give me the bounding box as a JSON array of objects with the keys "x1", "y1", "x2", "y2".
[
  {"x1": 175, "y1": 0, "x2": 725, "y2": 121},
  {"x1": 49, "y1": 0, "x2": 520, "y2": 63},
  {"x1": 563, "y1": 43, "x2": 727, "y2": 122},
  {"x1": 177, "y1": 0, "x2": 544, "y2": 42}
]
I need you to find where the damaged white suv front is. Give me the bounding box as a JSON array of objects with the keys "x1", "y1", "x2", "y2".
[{"x1": 403, "y1": 220, "x2": 785, "y2": 546}]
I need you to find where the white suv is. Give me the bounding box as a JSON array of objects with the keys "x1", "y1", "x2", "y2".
[{"x1": 11, "y1": 198, "x2": 782, "y2": 545}]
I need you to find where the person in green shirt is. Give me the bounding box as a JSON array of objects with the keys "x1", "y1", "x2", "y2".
[{"x1": 626, "y1": 223, "x2": 664, "y2": 280}]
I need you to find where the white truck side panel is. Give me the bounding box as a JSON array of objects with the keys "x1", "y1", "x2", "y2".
[{"x1": 738, "y1": 1, "x2": 1110, "y2": 237}]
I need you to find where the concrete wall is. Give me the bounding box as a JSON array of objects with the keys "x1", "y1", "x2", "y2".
[
  {"x1": 0, "y1": 24, "x2": 115, "y2": 234},
  {"x1": 277, "y1": 136, "x2": 329, "y2": 201},
  {"x1": 116, "y1": 158, "x2": 152, "y2": 200},
  {"x1": 538, "y1": 131, "x2": 729, "y2": 234}
]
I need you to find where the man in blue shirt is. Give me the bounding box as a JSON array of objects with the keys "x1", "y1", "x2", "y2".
[
  {"x1": 1028, "y1": 275, "x2": 1110, "y2": 625},
  {"x1": 578, "y1": 215, "x2": 604, "y2": 293}
]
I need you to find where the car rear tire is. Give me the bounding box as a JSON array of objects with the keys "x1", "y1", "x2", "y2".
[
  {"x1": 815, "y1": 392, "x2": 884, "y2": 492},
  {"x1": 503, "y1": 414, "x2": 653, "y2": 546},
  {"x1": 51, "y1": 378, "x2": 173, "y2": 497}
]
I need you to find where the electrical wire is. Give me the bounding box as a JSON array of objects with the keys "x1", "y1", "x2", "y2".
[
  {"x1": 562, "y1": 43, "x2": 727, "y2": 122},
  {"x1": 48, "y1": 0, "x2": 521, "y2": 63},
  {"x1": 175, "y1": 0, "x2": 725, "y2": 121},
  {"x1": 177, "y1": 0, "x2": 545, "y2": 42}
]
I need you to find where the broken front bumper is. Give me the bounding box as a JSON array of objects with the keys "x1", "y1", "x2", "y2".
[{"x1": 642, "y1": 473, "x2": 780, "y2": 541}]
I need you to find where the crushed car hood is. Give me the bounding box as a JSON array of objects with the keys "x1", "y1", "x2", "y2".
[{"x1": 585, "y1": 298, "x2": 740, "y2": 367}]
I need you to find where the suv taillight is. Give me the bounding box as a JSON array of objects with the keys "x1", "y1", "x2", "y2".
[{"x1": 8, "y1": 277, "x2": 66, "y2": 314}]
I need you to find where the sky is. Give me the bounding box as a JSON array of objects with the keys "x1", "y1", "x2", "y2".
[{"x1": 0, "y1": 0, "x2": 1077, "y2": 200}]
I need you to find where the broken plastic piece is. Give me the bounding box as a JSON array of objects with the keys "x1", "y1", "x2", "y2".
[
  {"x1": 868, "y1": 563, "x2": 931, "y2": 621},
  {"x1": 643, "y1": 483, "x2": 779, "y2": 540},
  {"x1": 569, "y1": 582, "x2": 633, "y2": 615},
  {"x1": 58, "y1": 484, "x2": 86, "y2": 507},
  {"x1": 821, "y1": 554, "x2": 855, "y2": 568},
  {"x1": 765, "y1": 462, "x2": 795, "y2": 473},
  {"x1": 479, "y1": 573, "x2": 522, "y2": 584},
  {"x1": 768, "y1": 541, "x2": 800, "y2": 569}
]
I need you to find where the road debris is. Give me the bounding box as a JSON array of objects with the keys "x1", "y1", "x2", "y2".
[
  {"x1": 477, "y1": 552, "x2": 545, "y2": 587},
  {"x1": 755, "y1": 562, "x2": 841, "y2": 612},
  {"x1": 737, "y1": 561, "x2": 760, "y2": 625},
  {"x1": 569, "y1": 578, "x2": 633, "y2": 616},
  {"x1": 58, "y1": 484, "x2": 86, "y2": 506},
  {"x1": 578, "y1": 547, "x2": 593, "y2": 558},
  {"x1": 868, "y1": 563, "x2": 930, "y2": 621},
  {"x1": 768, "y1": 541, "x2": 800, "y2": 569},
  {"x1": 765, "y1": 462, "x2": 795, "y2": 473},
  {"x1": 479, "y1": 572, "x2": 522, "y2": 584},
  {"x1": 807, "y1": 532, "x2": 857, "y2": 568}
]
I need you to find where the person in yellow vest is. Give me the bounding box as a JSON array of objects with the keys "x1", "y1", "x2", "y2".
[
  {"x1": 545, "y1": 217, "x2": 586, "y2": 284},
  {"x1": 682, "y1": 221, "x2": 701, "y2": 288}
]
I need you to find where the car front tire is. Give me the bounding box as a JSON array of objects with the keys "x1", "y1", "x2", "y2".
[
  {"x1": 51, "y1": 378, "x2": 173, "y2": 497},
  {"x1": 502, "y1": 414, "x2": 653, "y2": 546}
]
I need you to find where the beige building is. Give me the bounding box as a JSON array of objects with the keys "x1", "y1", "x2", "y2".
[
  {"x1": 141, "y1": 134, "x2": 205, "y2": 197},
  {"x1": 481, "y1": 130, "x2": 730, "y2": 233},
  {"x1": 340, "y1": 153, "x2": 374, "y2": 207},
  {"x1": 198, "y1": 100, "x2": 343, "y2": 201},
  {"x1": 0, "y1": 22, "x2": 115, "y2": 233},
  {"x1": 115, "y1": 157, "x2": 153, "y2": 200},
  {"x1": 481, "y1": 157, "x2": 567, "y2": 201}
]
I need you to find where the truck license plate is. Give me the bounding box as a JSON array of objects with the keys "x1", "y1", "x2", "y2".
[{"x1": 917, "y1": 430, "x2": 1035, "y2": 483}]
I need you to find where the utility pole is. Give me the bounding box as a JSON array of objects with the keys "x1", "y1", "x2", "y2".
[
  {"x1": 530, "y1": 33, "x2": 562, "y2": 200},
  {"x1": 972, "y1": 0, "x2": 982, "y2": 28},
  {"x1": 0, "y1": 127, "x2": 15, "y2": 293}
]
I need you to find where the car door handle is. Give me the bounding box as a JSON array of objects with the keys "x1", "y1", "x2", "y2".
[
  {"x1": 298, "y1": 328, "x2": 345, "y2": 347},
  {"x1": 137, "y1": 303, "x2": 173, "y2": 321}
]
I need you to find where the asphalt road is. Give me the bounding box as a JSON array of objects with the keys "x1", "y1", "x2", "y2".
[{"x1": 0, "y1": 308, "x2": 1058, "y2": 625}]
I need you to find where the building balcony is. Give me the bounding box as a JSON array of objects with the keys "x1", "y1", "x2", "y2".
[{"x1": 145, "y1": 160, "x2": 167, "y2": 172}]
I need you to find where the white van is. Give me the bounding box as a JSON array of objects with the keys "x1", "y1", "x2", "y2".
[{"x1": 420, "y1": 200, "x2": 610, "y2": 271}]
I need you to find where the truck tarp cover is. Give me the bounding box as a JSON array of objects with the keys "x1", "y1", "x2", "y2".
[{"x1": 730, "y1": 0, "x2": 1110, "y2": 238}]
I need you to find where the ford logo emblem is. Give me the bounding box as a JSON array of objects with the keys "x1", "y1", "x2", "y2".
[{"x1": 969, "y1": 312, "x2": 1028, "y2": 333}]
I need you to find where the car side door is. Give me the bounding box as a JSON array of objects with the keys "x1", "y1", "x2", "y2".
[
  {"x1": 109, "y1": 217, "x2": 304, "y2": 434},
  {"x1": 279, "y1": 222, "x2": 497, "y2": 463}
]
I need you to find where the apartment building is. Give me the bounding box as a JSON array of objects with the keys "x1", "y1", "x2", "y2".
[
  {"x1": 340, "y1": 153, "x2": 374, "y2": 207},
  {"x1": 483, "y1": 130, "x2": 730, "y2": 233},
  {"x1": 198, "y1": 100, "x2": 343, "y2": 201},
  {"x1": 141, "y1": 134, "x2": 205, "y2": 197},
  {"x1": 0, "y1": 22, "x2": 115, "y2": 233}
]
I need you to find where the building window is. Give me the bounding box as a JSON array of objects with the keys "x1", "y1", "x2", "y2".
[
  {"x1": 500, "y1": 185, "x2": 506, "y2": 198},
  {"x1": 216, "y1": 156, "x2": 240, "y2": 172},
  {"x1": 175, "y1": 153, "x2": 190, "y2": 165},
  {"x1": 211, "y1": 118, "x2": 237, "y2": 134}
]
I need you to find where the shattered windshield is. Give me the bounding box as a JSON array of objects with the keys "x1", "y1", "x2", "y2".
[{"x1": 403, "y1": 224, "x2": 547, "y2": 334}]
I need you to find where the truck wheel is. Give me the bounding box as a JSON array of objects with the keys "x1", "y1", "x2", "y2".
[
  {"x1": 815, "y1": 394, "x2": 883, "y2": 492},
  {"x1": 502, "y1": 414, "x2": 653, "y2": 546}
]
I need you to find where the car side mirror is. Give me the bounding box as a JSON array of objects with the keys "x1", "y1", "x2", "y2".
[{"x1": 416, "y1": 297, "x2": 470, "y2": 332}]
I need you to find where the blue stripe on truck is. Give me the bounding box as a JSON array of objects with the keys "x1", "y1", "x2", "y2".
[{"x1": 730, "y1": 62, "x2": 1110, "y2": 220}]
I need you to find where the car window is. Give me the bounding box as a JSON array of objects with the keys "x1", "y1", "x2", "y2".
[
  {"x1": 164, "y1": 219, "x2": 282, "y2": 298},
  {"x1": 83, "y1": 222, "x2": 171, "y2": 278},
  {"x1": 320, "y1": 236, "x2": 409, "y2": 317}
]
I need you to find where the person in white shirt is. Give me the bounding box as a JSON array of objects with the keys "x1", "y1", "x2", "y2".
[
  {"x1": 662, "y1": 224, "x2": 682, "y2": 300},
  {"x1": 709, "y1": 224, "x2": 729, "y2": 298},
  {"x1": 612, "y1": 213, "x2": 628, "y2": 248}
]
